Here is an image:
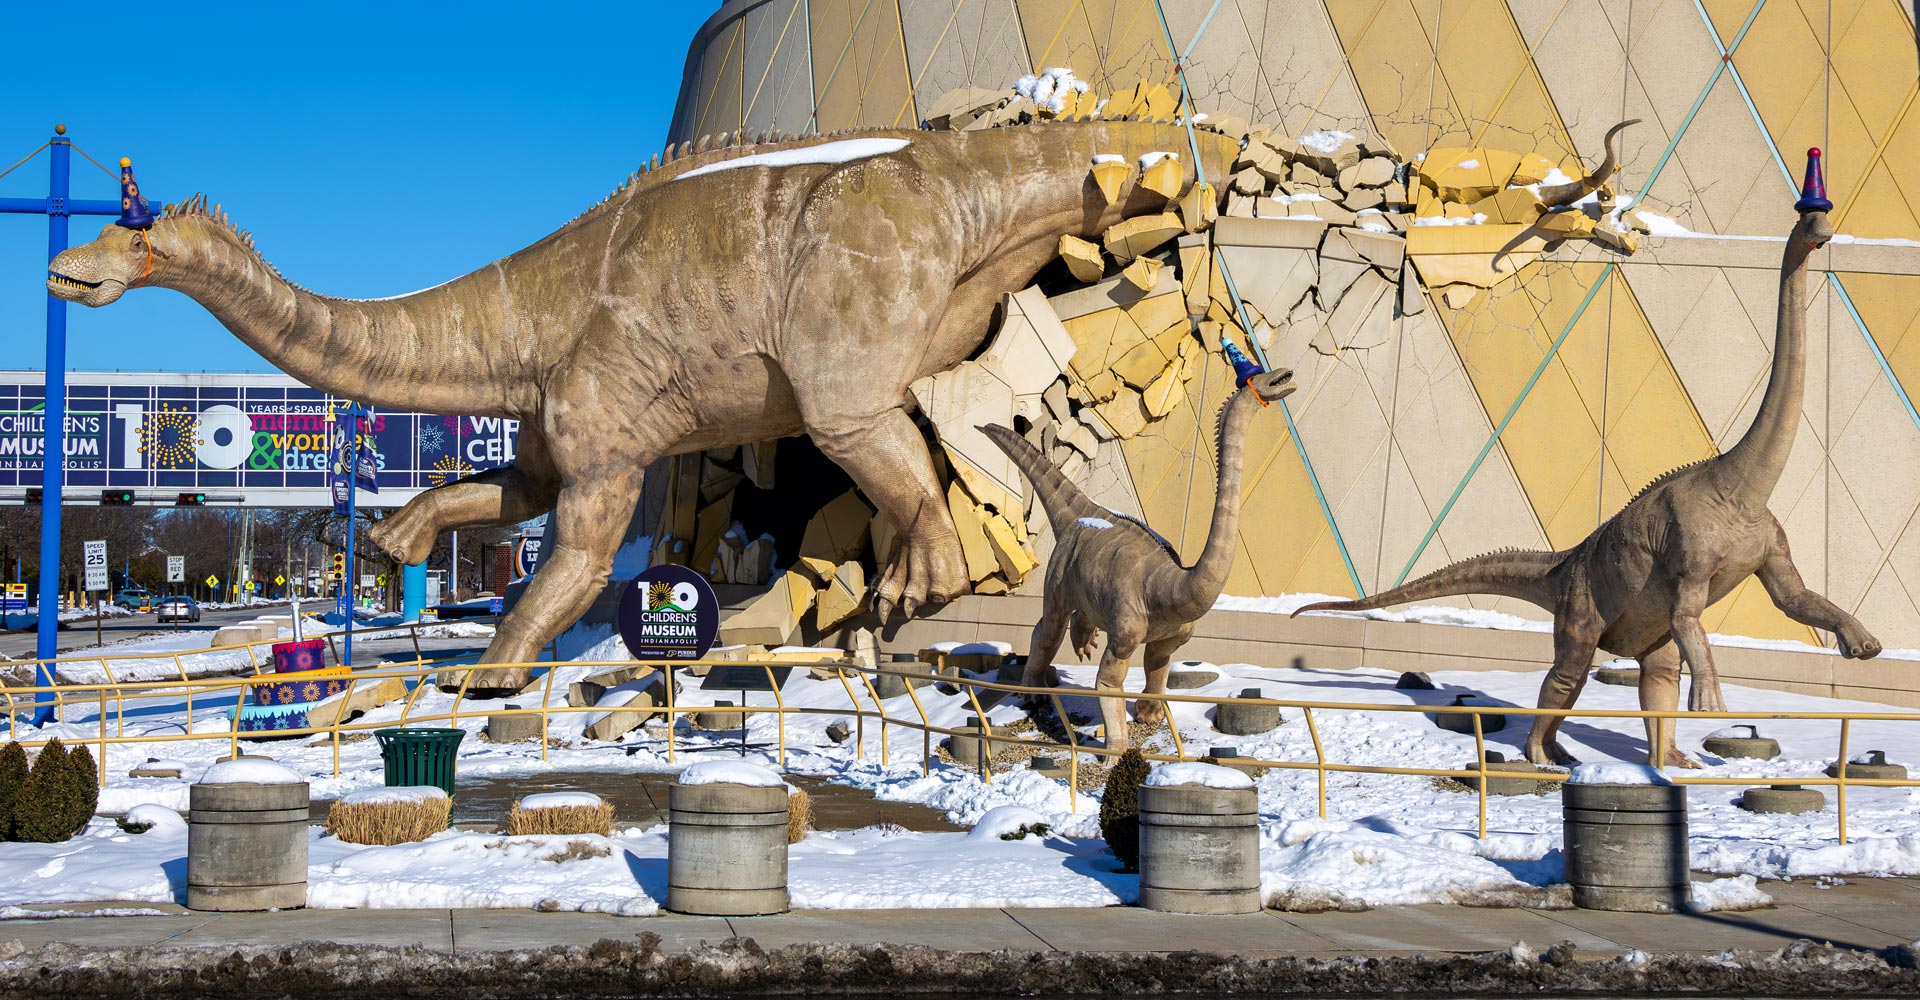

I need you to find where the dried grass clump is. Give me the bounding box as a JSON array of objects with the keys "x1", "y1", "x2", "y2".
[
  {"x1": 787, "y1": 788, "x2": 812, "y2": 844},
  {"x1": 507, "y1": 800, "x2": 615, "y2": 836},
  {"x1": 324, "y1": 794, "x2": 451, "y2": 846}
]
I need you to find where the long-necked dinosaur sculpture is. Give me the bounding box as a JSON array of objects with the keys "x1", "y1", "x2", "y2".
[
  {"x1": 980, "y1": 345, "x2": 1294, "y2": 756},
  {"x1": 1293, "y1": 149, "x2": 1882, "y2": 767},
  {"x1": 47, "y1": 119, "x2": 1240, "y2": 689}
]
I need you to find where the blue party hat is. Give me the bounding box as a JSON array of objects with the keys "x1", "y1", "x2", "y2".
[
  {"x1": 1222, "y1": 337, "x2": 1263, "y2": 388},
  {"x1": 115, "y1": 157, "x2": 154, "y2": 229},
  {"x1": 1794, "y1": 147, "x2": 1832, "y2": 214}
]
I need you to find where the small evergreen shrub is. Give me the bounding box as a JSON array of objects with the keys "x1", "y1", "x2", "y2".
[
  {"x1": 0, "y1": 741, "x2": 28, "y2": 840},
  {"x1": 12, "y1": 739, "x2": 98, "y2": 843},
  {"x1": 998, "y1": 822, "x2": 1052, "y2": 841},
  {"x1": 1100, "y1": 748, "x2": 1151, "y2": 871}
]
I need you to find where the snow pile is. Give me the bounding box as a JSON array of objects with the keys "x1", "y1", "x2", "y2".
[
  {"x1": 519, "y1": 791, "x2": 603, "y2": 810},
  {"x1": 1091, "y1": 153, "x2": 1124, "y2": 165},
  {"x1": 1146, "y1": 761, "x2": 1254, "y2": 789},
  {"x1": 0, "y1": 905, "x2": 174, "y2": 919},
  {"x1": 675, "y1": 138, "x2": 912, "y2": 181},
  {"x1": 1014, "y1": 67, "x2": 1089, "y2": 114},
  {"x1": 1695, "y1": 833, "x2": 1920, "y2": 879},
  {"x1": 309, "y1": 831, "x2": 659, "y2": 915},
  {"x1": 930, "y1": 640, "x2": 1013, "y2": 656},
  {"x1": 120, "y1": 804, "x2": 185, "y2": 835},
  {"x1": 1688, "y1": 874, "x2": 1772, "y2": 912},
  {"x1": 1137, "y1": 150, "x2": 1179, "y2": 171},
  {"x1": 1569, "y1": 763, "x2": 1673, "y2": 786},
  {"x1": 968, "y1": 804, "x2": 1054, "y2": 840},
  {"x1": 790, "y1": 826, "x2": 1126, "y2": 908},
  {"x1": 199, "y1": 758, "x2": 304, "y2": 786},
  {"x1": 678, "y1": 760, "x2": 782, "y2": 787},
  {"x1": 340, "y1": 786, "x2": 448, "y2": 806},
  {"x1": 1261, "y1": 819, "x2": 1551, "y2": 909},
  {"x1": 1298, "y1": 130, "x2": 1355, "y2": 153}
]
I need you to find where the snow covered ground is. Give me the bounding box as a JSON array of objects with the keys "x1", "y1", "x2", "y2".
[{"x1": 4, "y1": 609, "x2": 1919, "y2": 915}]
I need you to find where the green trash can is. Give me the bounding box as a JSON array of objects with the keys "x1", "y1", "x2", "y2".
[{"x1": 374, "y1": 728, "x2": 467, "y2": 795}]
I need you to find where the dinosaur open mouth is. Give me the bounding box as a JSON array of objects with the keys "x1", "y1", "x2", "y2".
[{"x1": 48, "y1": 272, "x2": 103, "y2": 290}]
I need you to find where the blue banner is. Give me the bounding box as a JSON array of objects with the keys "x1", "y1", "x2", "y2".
[{"x1": 0, "y1": 372, "x2": 518, "y2": 506}]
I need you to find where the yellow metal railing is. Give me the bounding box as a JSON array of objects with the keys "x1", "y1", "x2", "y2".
[{"x1": 5, "y1": 650, "x2": 1915, "y2": 846}]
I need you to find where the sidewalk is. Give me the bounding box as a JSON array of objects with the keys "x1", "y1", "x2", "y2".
[{"x1": 5, "y1": 876, "x2": 1917, "y2": 957}]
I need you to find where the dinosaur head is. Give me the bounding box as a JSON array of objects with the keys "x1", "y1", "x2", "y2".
[
  {"x1": 1245, "y1": 367, "x2": 1296, "y2": 404},
  {"x1": 47, "y1": 221, "x2": 156, "y2": 306},
  {"x1": 1794, "y1": 147, "x2": 1833, "y2": 248}
]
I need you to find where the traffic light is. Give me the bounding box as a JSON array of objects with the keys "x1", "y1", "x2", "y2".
[
  {"x1": 24, "y1": 489, "x2": 40, "y2": 504},
  {"x1": 100, "y1": 489, "x2": 135, "y2": 505},
  {"x1": 330, "y1": 552, "x2": 346, "y2": 582},
  {"x1": 175, "y1": 492, "x2": 206, "y2": 506}
]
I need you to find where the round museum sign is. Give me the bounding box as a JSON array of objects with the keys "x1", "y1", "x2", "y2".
[{"x1": 617, "y1": 564, "x2": 718, "y2": 660}]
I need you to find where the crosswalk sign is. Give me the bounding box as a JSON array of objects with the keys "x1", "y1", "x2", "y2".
[
  {"x1": 274, "y1": 574, "x2": 286, "y2": 585},
  {"x1": 205, "y1": 575, "x2": 219, "y2": 588}
]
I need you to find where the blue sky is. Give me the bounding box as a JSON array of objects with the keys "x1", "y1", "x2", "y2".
[{"x1": 0, "y1": 2, "x2": 714, "y2": 373}]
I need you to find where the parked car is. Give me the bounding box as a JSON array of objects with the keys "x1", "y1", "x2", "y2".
[
  {"x1": 113, "y1": 588, "x2": 153, "y2": 611},
  {"x1": 155, "y1": 595, "x2": 200, "y2": 623}
]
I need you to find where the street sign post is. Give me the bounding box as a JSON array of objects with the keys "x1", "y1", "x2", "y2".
[{"x1": 83, "y1": 539, "x2": 105, "y2": 648}]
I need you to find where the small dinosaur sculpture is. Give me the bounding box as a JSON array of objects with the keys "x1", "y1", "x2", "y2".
[
  {"x1": 1293, "y1": 149, "x2": 1882, "y2": 767},
  {"x1": 980, "y1": 347, "x2": 1294, "y2": 756},
  {"x1": 46, "y1": 118, "x2": 1240, "y2": 689}
]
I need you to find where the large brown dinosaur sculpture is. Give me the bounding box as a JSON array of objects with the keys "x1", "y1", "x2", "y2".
[
  {"x1": 46, "y1": 119, "x2": 1241, "y2": 689},
  {"x1": 980, "y1": 352, "x2": 1295, "y2": 755},
  {"x1": 1293, "y1": 149, "x2": 1882, "y2": 767}
]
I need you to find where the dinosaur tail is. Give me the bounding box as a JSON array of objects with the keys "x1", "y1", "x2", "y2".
[
  {"x1": 1289, "y1": 548, "x2": 1564, "y2": 617},
  {"x1": 976, "y1": 423, "x2": 1099, "y2": 536},
  {"x1": 1537, "y1": 119, "x2": 1640, "y2": 209}
]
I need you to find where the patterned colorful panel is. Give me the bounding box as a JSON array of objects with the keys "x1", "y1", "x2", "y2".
[
  {"x1": 249, "y1": 667, "x2": 350, "y2": 707},
  {"x1": 271, "y1": 639, "x2": 327, "y2": 674},
  {"x1": 233, "y1": 701, "x2": 320, "y2": 734}
]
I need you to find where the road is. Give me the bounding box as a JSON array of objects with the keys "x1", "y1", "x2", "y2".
[{"x1": 0, "y1": 603, "x2": 494, "y2": 667}]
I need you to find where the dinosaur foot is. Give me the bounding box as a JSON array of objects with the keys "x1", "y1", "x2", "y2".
[
  {"x1": 1655, "y1": 747, "x2": 1702, "y2": 769},
  {"x1": 1132, "y1": 700, "x2": 1166, "y2": 725},
  {"x1": 871, "y1": 535, "x2": 968, "y2": 620},
  {"x1": 1525, "y1": 740, "x2": 1582, "y2": 767},
  {"x1": 368, "y1": 510, "x2": 435, "y2": 566},
  {"x1": 1839, "y1": 626, "x2": 1883, "y2": 659}
]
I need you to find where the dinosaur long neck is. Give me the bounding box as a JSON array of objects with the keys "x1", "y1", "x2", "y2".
[
  {"x1": 1715, "y1": 215, "x2": 1818, "y2": 505},
  {"x1": 1157, "y1": 388, "x2": 1258, "y2": 621},
  {"x1": 152, "y1": 217, "x2": 539, "y2": 418}
]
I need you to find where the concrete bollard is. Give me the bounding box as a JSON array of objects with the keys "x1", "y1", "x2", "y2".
[
  {"x1": 486, "y1": 704, "x2": 542, "y2": 743},
  {"x1": 1137, "y1": 764, "x2": 1261, "y2": 914},
  {"x1": 187, "y1": 763, "x2": 310, "y2": 912},
  {"x1": 1739, "y1": 784, "x2": 1825, "y2": 814},
  {"x1": 872, "y1": 655, "x2": 933, "y2": 700},
  {"x1": 945, "y1": 716, "x2": 997, "y2": 769},
  {"x1": 1166, "y1": 667, "x2": 1220, "y2": 689},
  {"x1": 1701, "y1": 724, "x2": 1780, "y2": 760},
  {"x1": 695, "y1": 700, "x2": 744, "y2": 731},
  {"x1": 1563, "y1": 772, "x2": 1687, "y2": 912},
  {"x1": 1827, "y1": 750, "x2": 1908, "y2": 781},
  {"x1": 1214, "y1": 689, "x2": 1281, "y2": 735},
  {"x1": 667, "y1": 763, "x2": 789, "y2": 915},
  {"x1": 1433, "y1": 694, "x2": 1505, "y2": 734}
]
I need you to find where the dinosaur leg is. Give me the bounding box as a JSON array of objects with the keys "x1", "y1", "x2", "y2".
[
  {"x1": 1637, "y1": 641, "x2": 1698, "y2": 768},
  {"x1": 1669, "y1": 573, "x2": 1727, "y2": 713},
  {"x1": 1132, "y1": 628, "x2": 1190, "y2": 726},
  {"x1": 801, "y1": 406, "x2": 968, "y2": 619},
  {"x1": 1525, "y1": 601, "x2": 1603, "y2": 767},
  {"x1": 469, "y1": 469, "x2": 645, "y2": 691},
  {"x1": 1095, "y1": 630, "x2": 1143, "y2": 754},
  {"x1": 1759, "y1": 519, "x2": 1882, "y2": 659},
  {"x1": 1069, "y1": 611, "x2": 1100, "y2": 660},
  {"x1": 1023, "y1": 603, "x2": 1068, "y2": 690},
  {"x1": 370, "y1": 430, "x2": 558, "y2": 565}
]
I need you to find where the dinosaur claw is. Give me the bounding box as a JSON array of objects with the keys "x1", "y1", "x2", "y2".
[
  {"x1": 873, "y1": 596, "x2": 895, "y2": 621},
  {"x1": 900, "y1": 597, "x2": 919, "y2": 619}
]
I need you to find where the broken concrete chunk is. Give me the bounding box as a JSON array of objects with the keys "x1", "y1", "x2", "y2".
[
  {"x1": 800, "y1": 490, "x2": 873, "y2": 565},
  {"x1": 1120, "y1": 255, "x2": 1163, "y2": 292},
  {"x1": 1141, "y1": 356, "x2": 1187, "y2": 417},
  {"x1": 1178, "y1": 180, "x2": 1218, "y2": 233},
  {"x1": 870, "y1": 512, "x2": 900, "y2": 567},
  {"x1": 1398, "y1": 260, "x2": 1426, "y2": 317},
  {"x1": 1224, "y1": 193, "x2": 1256, "y2": 218},
  {"x1": 1216, "y1": 215, "x2": 1326, "y2": 250},
  {"x1": 1470, "y1": 187, "x2": 1545, "y2": 225},
  {"x1": 582, "y1": 673, "x2": 674, "y2": 743},
  {"x1": 1535, "y1": 209, "x2": 1595, "y2": 239},
  {"x1": 740, "y1": 536, "x2": 776, "y2": 586},
  {"x1": 793, "y1": 555, "x2": 837, "y2": 587},
  {"x1": 1103, "y1": 213, "x2": 1185, "y2": 262},
  {"x1": 1111, "y1": 334, "x2": 1173, "y2": 389},
  {"x1": 1230, "y1": 167, "x2": 1265, "y2": 196},
  {"x1": 982, "y1": 513, "x2": 1038, "y2": 582},
  {"x1": 743, "y1": 440, "x2": 777, "y2": 489},
  {"x1": 1342, "y1": 188, "x2": 1385, "y2": 212},
  {"x1": 1590, "y1": 223, "x2": 1639, "y2": 253},
  {"x1": 1353, "y1": 156, "x2": 1396, "y2": 187},
  {"x1": 815, "y1": 561, "x2": 869, "y2": 632},
  {"x1": 1337, "y1": 228, "x2": 1407, "y2": 271},
  {"x1": 1091, "y1": 159, "x2": 1132, "y2": 204},
  {"x1": 1057, "y1": 418, "x2": 1098, "y2": 458},
  {"x1": 946, "y1": 480, "x2": 999, "y2": 584},
  {"x1": 719, "y1": 570, "x2": 815, "y2": 646},
  {"x1": 1058, "y1": 234, "x2": 1105, "y2": 282},
  {"x1": 1091, "y1": 388, "x2": 1150, "y2": 439},
  {"x1": 1139, "y1": 153, "x2": 1184, "y2": 201}
]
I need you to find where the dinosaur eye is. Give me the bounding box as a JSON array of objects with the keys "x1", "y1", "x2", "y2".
[{"x1": 129, "y1": 232, "x2": 146, "y2": 252}]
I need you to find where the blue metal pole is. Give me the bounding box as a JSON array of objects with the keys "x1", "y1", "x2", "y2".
[
  {"x1": 402, "y1": 561, "x2": 426, "y2": 622},
  {"x1": 344, "y1": 406, "x2": 359, "y2": 667},
  {"x1": 32, "y1": 133, "x2": 71, "y2": 725}
]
